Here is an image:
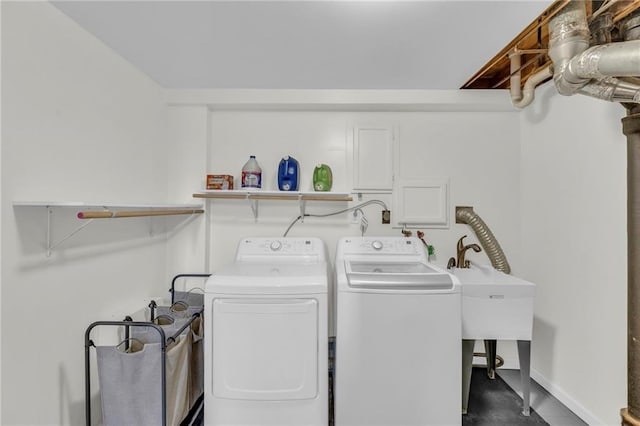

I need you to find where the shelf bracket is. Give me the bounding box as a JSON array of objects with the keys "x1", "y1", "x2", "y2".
[
  {"x1": 299, "y1": 195, "x2": 306, "y2": 223},
  {"x1": 41, "y1": 205, "x2": 204, "y2": 256},
  {"x1": 247, "y1": 195, "x2": 259, "y2": 222},
  {"x1": 46, "y1": 206, "x2": 97, "y2": 257}
]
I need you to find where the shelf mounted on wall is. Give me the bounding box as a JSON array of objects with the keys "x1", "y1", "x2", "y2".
[
  {"x1": 192, "y1": 190, "x2": 353, "y2": 222},
  {"x1": 13, "y1": 202, "x2": 204, "y2": 256}
]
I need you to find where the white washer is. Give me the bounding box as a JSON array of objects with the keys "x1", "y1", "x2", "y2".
[
  {"x1": 204, "y1": 237, "x2": 328, "y2": 426},
  {"x1": 335, "y1": 237, "x2": 461, "y2": 426}
]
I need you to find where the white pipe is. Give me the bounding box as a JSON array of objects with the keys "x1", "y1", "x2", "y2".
[
  {"x1": 511, "y1": 65, "x2": 553, "y2": 109},
  {"x1": 509, "y1": 52, "x2": 523, "y2": 104}
]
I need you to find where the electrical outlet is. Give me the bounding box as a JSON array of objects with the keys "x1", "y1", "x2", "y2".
[
  {"x1": 351, "y1": 209, "x2": 362, "y2": 224},
  {"x1": 382, "y1": 210, "x2": 391, "y2": 224}
]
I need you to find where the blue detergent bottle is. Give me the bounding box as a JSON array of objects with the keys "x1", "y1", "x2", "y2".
[{"x1": 278, "y1": 156, "x2": 299, "y2": 191}]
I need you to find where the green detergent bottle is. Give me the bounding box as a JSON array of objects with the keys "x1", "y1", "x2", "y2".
[{"x1": 313, "y1": 164, "x2": 333, "y2": 191}]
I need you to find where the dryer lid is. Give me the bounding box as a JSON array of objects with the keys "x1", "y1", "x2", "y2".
[{"x1": 206, "y1": 262, "x2": 328, "y2": 295}]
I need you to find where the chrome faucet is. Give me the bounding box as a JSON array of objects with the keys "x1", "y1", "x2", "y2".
[{"x1": 456, "y1": 235, "x2": 482, "y2": 268}]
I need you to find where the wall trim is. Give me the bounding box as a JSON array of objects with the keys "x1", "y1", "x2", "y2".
[
  {"x1": 164, "y1": 89, "x2": 519, "y2": 112},
  {"x1": 530, "y1": 368, "x2": 604, "y2": 425}
]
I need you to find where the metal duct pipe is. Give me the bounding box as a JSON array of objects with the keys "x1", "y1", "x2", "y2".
[
  {"x1": 567, "y1": 40, "x2": 640, "y2": 80},
  {"x1": 549, "y1": 1, "x2": 640, "y2": 103},
  {"x1": 548, "y1": 1, "x2": 591, "y2": 96},
  {"x1": 622, "y1": 14, "x2": 640, "y2": 42},
  {"x1": 455, "y1": 206, "x2": 511, "y2": 274},
  {"x1": 578, "y1": 77, "x2": 640, "y2": 103},
  {"x1": 622, "y1": 110, "x2": 640, "y2": 425}
]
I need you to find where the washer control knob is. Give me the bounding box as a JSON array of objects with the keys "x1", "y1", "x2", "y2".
[
  {"x1": 270, "y1": 240, "x2": 282, "y2": 251},
  {"x1": 371, "y1": 240, "x2": 383, "y2": 250}
]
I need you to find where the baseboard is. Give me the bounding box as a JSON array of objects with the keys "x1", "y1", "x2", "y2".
[{"x1": 530, "y1": 368, "x2": 604, "y2": 425}]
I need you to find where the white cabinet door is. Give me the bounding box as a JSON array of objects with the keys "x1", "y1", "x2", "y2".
[
  {"x1": 393, "y1": 177, "x2": 449, "y2": 228},
  {"x1": 353, "y1": 126, "x2": 393, "y2": 191}
]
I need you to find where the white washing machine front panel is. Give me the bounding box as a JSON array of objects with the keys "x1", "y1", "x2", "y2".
[
  {"x1": 205, "y1": 237, "x2": 328, "y2": 426},
  {"x1": 334, "y1": 237, "x2": 461, "y2": 426}
]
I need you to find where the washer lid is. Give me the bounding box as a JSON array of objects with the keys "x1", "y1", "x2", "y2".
[
  {"x1": 345, "y1": 260, "x2": 456, "y2": 291},
  {"x1": 206, "y1": 262, "x2": 328, "y2": 294}
]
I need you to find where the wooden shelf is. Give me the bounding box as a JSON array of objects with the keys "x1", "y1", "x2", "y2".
[
  {"x1": 193, "y1": 190, "x2": 352, "y2": 221},
  {"x1": 193, "y1": 190, "x2": 352, "y2": 202},
  {"x1": 13, "y1": 201, "x2": 204, "y2": 256},
  {"x1": 13, "y1": 201, "x2": 204, "y2": 209}
]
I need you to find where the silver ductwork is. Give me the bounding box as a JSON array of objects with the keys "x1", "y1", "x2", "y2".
[
  {"x1": 623, "y1": 14, "x2": 640, "y2": 42},
  {"x1": 548, "y1": 1, "x2": 640, "y2": 103},
  {"x1": 455, "y1": 206, "x2": 511, "y2": 274},
  {"x1": 579, "y1": 76, "x2": 640, "y2": 103}
]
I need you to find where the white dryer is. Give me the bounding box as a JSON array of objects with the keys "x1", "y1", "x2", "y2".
[
  {"x1": 334, "y1": 237, "x2": 461, "y2": 426},
  {"x1": 204, "y1": 237, "x2": 328, "y2": 426}
]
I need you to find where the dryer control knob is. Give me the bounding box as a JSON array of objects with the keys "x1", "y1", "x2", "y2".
[
  {"x1": 371, "y1": 240, "x2": 383, "y2": 250},
  {"x1": 270, "y1": 240, "x2": 282, "y2": 251}
]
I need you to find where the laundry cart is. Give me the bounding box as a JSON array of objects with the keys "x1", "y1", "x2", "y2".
[{"x1": 84, "y1": 273, "x2": 209, "y2": 426}]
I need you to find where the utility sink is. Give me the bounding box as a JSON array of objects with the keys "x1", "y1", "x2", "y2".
[
  {"x1": 449, "y1": 264, "x2": 535, "y2": 340},
  {"x1": 447, "y1": 263, "x2": 536, "y2": 416}
]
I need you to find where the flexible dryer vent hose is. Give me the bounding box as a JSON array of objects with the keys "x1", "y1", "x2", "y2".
[
  {"x1": 457, "y1": 206, "x2": 512, "y2": 391},
  {"x1": 456, "y1": 206, "x2": 511, "y2": 274}
]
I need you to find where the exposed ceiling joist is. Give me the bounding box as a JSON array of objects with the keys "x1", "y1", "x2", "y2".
[{"x1": 462, "y1": 0, "x2": 640, "y2": 91}]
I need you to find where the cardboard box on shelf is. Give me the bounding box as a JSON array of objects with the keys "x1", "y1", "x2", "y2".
[{"x1": 206, "y1": 175, "x2": 234, "y2": 190}]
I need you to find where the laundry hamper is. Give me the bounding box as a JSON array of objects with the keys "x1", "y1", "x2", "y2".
[{"x1": 86, "y1": 319, "x2": 194, "y2": 426}]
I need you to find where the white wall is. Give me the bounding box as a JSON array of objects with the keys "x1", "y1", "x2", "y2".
[
  {"x1": 520, "y1": 83, "x2": 627, "y2": 425},
  {"x1": 202, "y1": 109, "x2": 521, "y2": 274},
  {"x1": 165, "y1": 106, "x2": 210, "y2": 275},
  {"x1": 1, "y1": 3, "x2": 178, "y2": 424}
]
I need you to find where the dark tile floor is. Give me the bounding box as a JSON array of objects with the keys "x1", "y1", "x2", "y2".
[
  {"x1": 464, "y1": 367, "x2": 549, "y2": 425},
  {"x1": 189, "y1": 368, "x2": 586, "y2": 426},
  {"x1": 498, "y1": 369, "x2": 587, "y2": 426}
]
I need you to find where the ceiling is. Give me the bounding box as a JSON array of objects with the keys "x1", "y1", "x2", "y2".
[{"x1": 51, "y1": 1, "x2": 553, "y2": 90}]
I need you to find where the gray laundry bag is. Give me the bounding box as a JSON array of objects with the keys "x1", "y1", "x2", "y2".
[{"x1": 96, "y1": 328, "x2": 191, "y2": 426}]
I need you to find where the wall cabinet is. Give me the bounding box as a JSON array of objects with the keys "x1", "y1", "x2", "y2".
[
  {"x1": 392, "y1": 177, "x2": 449, "y2": 228},
  {"x1": 352, "y1": 125, "x2": 394, "y2": 192}
]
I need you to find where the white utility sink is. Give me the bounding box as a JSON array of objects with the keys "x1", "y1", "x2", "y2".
[
  {"x1": 449, "y1": 264, "x2": 535, "y2": 341},
  {"x1": 448, "y1": 263, "x2": 536, "y2": 417}
]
